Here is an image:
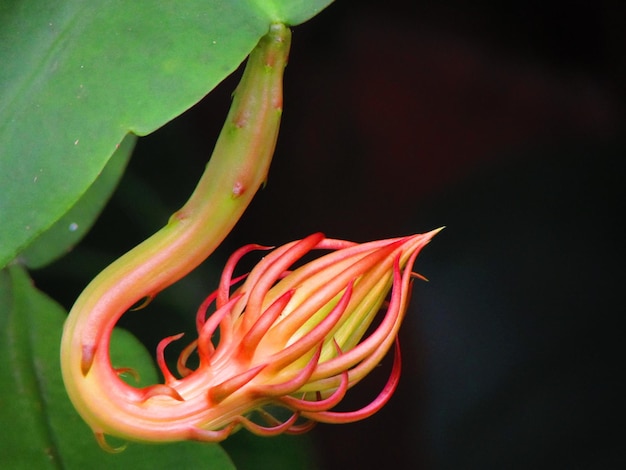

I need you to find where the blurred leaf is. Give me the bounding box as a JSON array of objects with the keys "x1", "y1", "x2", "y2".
[
  {"x1": 18, "y1": 134, "x2": 136, "y2": 269},
  {"x1": 0, "y1": 0, "x2": 334, "y2": 268},
  {"x1": 223, "y1": 430, "x2": 321, "y2": 470},
  {"x1": 0, "y1": 265, "x2": 235, "y2": 469},
  {"x1": 254, "y1": 0, "x2": 336, "y2": 25}
]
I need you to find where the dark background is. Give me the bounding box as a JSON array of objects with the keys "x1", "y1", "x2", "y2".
[{"x1": 36, "y1": 1, "x2": 625, "y2": 468}]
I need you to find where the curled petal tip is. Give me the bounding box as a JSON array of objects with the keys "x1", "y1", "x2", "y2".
[
  {"x1": 411, "y1": 271, "x2": 429, "y2": 282},
  {"x1": 300, "y1": 339, "x2": 402, "y2": 425},
  {"x1": 80, "y1": 343, "x2": 96, "y2": 376},
  {"x1": 156, "y1": 333, "x2": 185, "y2": 384},
  {"x1": 254, "y1": 343, "x2": 322, "y2": 398},
  {"x1": 139, "y1": 384, "x2": 185, "y2": 403},
  {"x1": 236, "y1": 412, "x2": 300, "y2": 437},
  {"x1": 280, "y1": 369, "x2": 348, "y2": 413},
  {"x1": 282, "y1": 420, "x2": 317, "y2": 435},
  {"x1": 114, "y1": 367, "x2": 140, "y2": 383},
  {"x1": 130, "y1": 295, "x2": 154, "y2": 311},
  {"x1": 187, "y1": 422, "x2": 238, "y2": 443},
  {"x1": 95, "y1": 432, "x2": 127, "y2": 453}
]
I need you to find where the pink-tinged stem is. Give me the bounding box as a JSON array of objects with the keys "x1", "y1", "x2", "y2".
[{"x1": 60, "y1": 24, "x2": 291, "y2": 443}]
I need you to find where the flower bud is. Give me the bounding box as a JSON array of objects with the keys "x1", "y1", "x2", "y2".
[{"x1": 63, "y1": 230, "x2": 439, "y2": 447}]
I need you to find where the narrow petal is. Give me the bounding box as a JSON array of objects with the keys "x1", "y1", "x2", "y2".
[
  {"x1": 176, "y1": 339, "x2": 198, "y2": 378},
  {"x1": 254, "y1": 343, "x2": 322, "y2": 397},
  {"x1": 198, "y1": 294, "x2": 242, "y2": 364},
  {"x1": 301, "y1": 339, "x2": 401, "y2": 424},
  {"x1": 309, "y1": 254, "x2": 408, "y2": 383},
  {"x1": 137, "y1": 384, "x2": 185, "y2": 403},
  {"x1": 208, "y1": 364, "x2": 266, "y2": 404},
  {"x1": 279, "y1": 369, "x2": 348, "y2": 412},
  {"x1": 237, "y1": 289, "x2": 294, "y2": 362},
  {"x1": 236, "y1": 411, "x2": 300, "y2": 436},
  {"x1": 264, "y1": 282, "x2": 353, "y2": 373},
  {"x1": 187, "y1": 422, "x2": 238, "y2": 443},
  {"x1": 95, "y1": 432, "x2": 127, "y2": 453},
  {"x1": 217, "y1": 243, "x2": 267, "y2": 308},
  {"x1": 269, "y1": 242, "x2": 401, "y2": 343},
  {"x1": 241, "y1": 233, "x2": 325, "y2": 332},
  {"x1": 156, "y1": 333, "x2": 185, "y2": 384}
]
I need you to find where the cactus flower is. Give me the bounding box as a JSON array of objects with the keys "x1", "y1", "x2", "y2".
[
  {"x1": 59, "y1": 21, "x2": 441, "y2": 450},
  {"x1": 61, "y1": 230, "x2": 438, "y2": 448}
]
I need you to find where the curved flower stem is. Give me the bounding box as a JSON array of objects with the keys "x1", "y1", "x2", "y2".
[{"x1": 61, "y1": 24, "x2": 291, "y2": 440}]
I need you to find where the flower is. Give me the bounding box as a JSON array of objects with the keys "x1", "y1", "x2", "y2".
[
  {"x1": 62, "y1": 230, "x2": 438, "y2": 448},
  {"x1": 58, "y1": 22, "x2": 440, "y2": 450}
]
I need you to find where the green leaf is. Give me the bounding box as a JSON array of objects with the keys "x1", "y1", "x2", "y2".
[
  {"x1": 0, "y1": 265, "x2": 235, "y2": 469},
  {"x1": 224, "y1": 430, "x2": 321, "y2": 470},
  {"x1": 18, "y1": 134, "x2": 136, "y2": 269},
  {"x1": 0, "y1": 0, "x2": 334, "y2": 269},
  {"x1": 250, "y1": 0, "x2": 336, "y2": 25}
]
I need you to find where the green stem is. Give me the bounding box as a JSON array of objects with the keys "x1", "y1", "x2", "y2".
[{"x1": 61, "y1": 24, "x2": 290, "y2": 436}]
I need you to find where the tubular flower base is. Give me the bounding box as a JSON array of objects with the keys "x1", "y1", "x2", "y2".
[{"x1": 62, "y1": 230, "x2": 439, "y2": 446}]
